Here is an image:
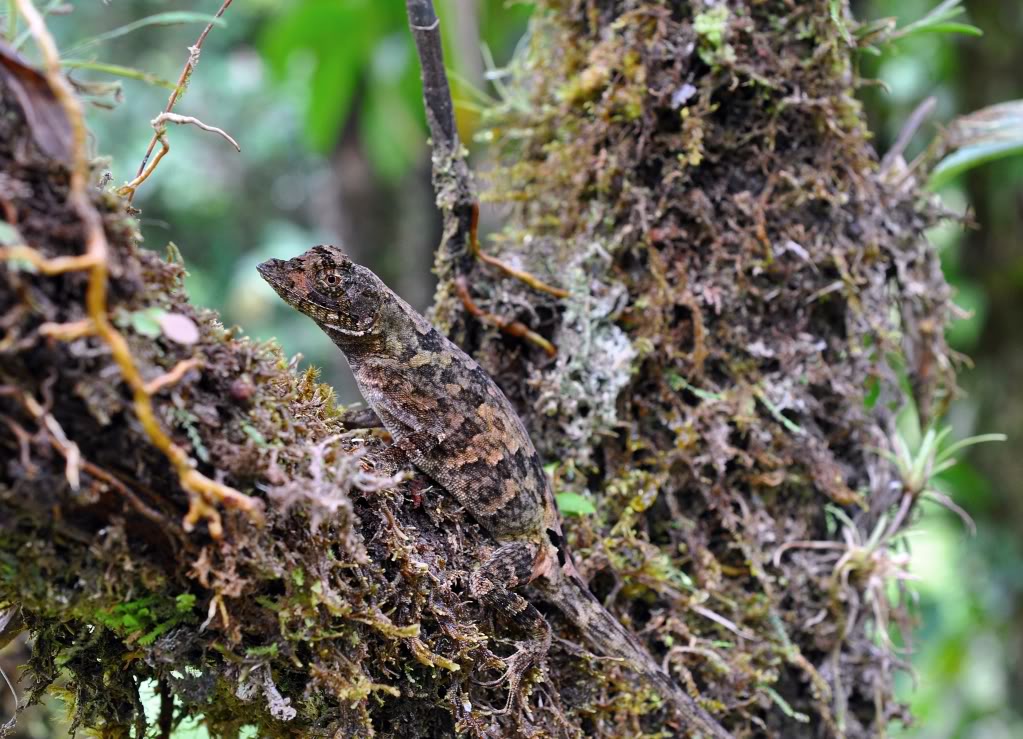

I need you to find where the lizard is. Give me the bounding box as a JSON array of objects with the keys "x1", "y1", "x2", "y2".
[{"x1": 258, "y1": 246, "x2": 731, "y2": 738}]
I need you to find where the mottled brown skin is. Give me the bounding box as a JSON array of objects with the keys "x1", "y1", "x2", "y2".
[{"x1": 258, "y1": 246, "x2": 731, "y2": 738}]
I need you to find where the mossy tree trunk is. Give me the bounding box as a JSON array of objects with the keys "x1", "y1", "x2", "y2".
[{"x1": 1, "y1": 2, "x2": 951, "y2": 737}]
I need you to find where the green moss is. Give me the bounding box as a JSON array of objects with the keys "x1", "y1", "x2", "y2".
[
  {"x1": 695, "y1": 6, "x2": 731, "y2": 49},
  {"x1": 93, "y1": 595, "x2": 198, "y2": 646}
]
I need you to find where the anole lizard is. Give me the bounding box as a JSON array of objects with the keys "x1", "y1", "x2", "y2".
[{"x1": 258, "y1": 246, "x2": 730, "y2": 738}]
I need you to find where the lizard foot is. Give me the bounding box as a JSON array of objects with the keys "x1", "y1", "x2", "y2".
[
  {"x1": 478, "y1": 639, "x2": 549, "y2": 715},
  {"x1": 467, "y1": 543, "x2": 553, "y2": 713}
]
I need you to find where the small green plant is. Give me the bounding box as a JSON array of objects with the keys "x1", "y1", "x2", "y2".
[
  {"x1": 856, "y1": 0, "x2": 981, "y2": 55},
  {"x1": 693, "y1": 6, "x2": 736, "y2": 66},
  {"x1": 94, "y1": 593, "x2": 198, "y2": 646},
  {"x1": 775, "y1": 423, "x2": 1005, "y2": 634},
  {"x1": 876, "y1": 425, "x2": 1006, "y2": 534},
  {"x1": 775, "y1": 507, "x2": 914, "y2": 646},
  {"x1": 555, "y1": 491, "x2": 596, "y2": 516},
  {"x1": 774, "y1": 506, "x2": 916, "y2": 730},
  {"x1": 773, "y1": 422, "x2": 1005, "y2": 728}
]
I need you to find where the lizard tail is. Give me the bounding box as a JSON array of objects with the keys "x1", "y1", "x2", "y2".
[{"x1": 535, "y1": 573, "x2": 732, "y2": 739}]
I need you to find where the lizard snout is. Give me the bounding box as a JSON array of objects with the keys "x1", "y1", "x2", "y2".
[
  {"x1": 256, "y1": 258, "x2": 283, "y2": 280},
  {"x1": 256, "y1": 259, "x2": 292, "y2": 293}
]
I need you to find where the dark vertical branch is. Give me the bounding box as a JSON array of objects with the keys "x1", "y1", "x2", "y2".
[
  {"x1": 405, "y1": 0, "x2": 477, "y2": 286},
  {"x1": 157, "y1": 679, "x2": 174, "y2": 739},
  {"x1": 405, "y1": 0, "x2": 457, "y2": 152}
]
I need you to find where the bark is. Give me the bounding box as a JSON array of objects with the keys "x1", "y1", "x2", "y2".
[{"x1": 0, "y1": 2, "x2": 953, "y2": 737}]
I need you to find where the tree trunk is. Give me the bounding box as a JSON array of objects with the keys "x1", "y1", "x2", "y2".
[{"x1": 0, "y1": 2, "x2": 952, "y2": 737}]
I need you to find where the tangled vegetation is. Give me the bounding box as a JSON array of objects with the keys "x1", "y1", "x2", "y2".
[
  {"x1": 0, "y1": 1, "x2": 957, "y2": 737},
  {"x1": 442, "y1": 1, "x2": 954, "y2": 735}
]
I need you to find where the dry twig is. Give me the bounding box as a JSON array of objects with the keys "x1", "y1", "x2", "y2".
[{"x1": 467, "y1": 203, "x2": 569, "y2": 299}]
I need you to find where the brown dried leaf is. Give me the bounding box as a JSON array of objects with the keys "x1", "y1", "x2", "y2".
[
  {"x1": 0, "y1": 40, "x2": 71, "y2": 164},
  {"x1": 0, "y1": 607, "x2": 25, "y2": 650}
]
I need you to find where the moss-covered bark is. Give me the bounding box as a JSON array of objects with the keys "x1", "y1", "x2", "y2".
[{"x1": 1, "y1": 1, "x2": 953, "y2": 737}]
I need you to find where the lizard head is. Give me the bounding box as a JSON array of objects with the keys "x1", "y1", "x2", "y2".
[{"x1": 257, "y1": 245, "x2": 384, "y2": 337}]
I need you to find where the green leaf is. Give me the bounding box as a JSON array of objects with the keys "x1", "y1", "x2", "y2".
[
  {"x1": 694, "y1": 6, "x2": 730, "y2": 49},
  {"x1": 754, "y1": 388, "x2": 805, "y2": 436},
  {"x1": 62, "y1": 60, "x2": 176, "y2": 90},
  {"x1": 761, "y1": 685, "x2": 810, "y2": 722},
  {"x1": 360, "y1": 84, "x2": 422, "y2": 181},
  {"x1": 63, "y1": 12, "x2": 224, "y2": 56},
  {"x1": 666, "y1": 371, "x2": 724, "y2": 401},
  {"x1": 914, "y1": 22, "x2": 983, "y2": 36},
  {"x1": 556, "y1": 492, "x2": 596, "y2": 516},
  {"x1": 306, "y1": 53, "x2": 361, "y2": 151},
  {"x1": 929, "y1": 140, "x2": 1023, "y2": 190},
  {"x1": 829, "y1": 0, "x2": 852, "y2": 45},
  {"x1": 863, "y1": 376, "x2": 881, "y2": 409},
  {"x1": 934, "y1": 433, "x2": 1007, "y2": 465},
  {"x1": 261, "y1": 2, "x2": 423, "y2": 160},
  {"x1": 929, "y1": 100, "x2": 1023, "y2": 190},
  {"x1": 128, "y1": 307, "x2": 167, "y2": 338},
  {"x1": 245, "y1": 643, "x2": 280, "y2": 659},
  {"x1": 261, "y1": 3, "x2": 376, "y2": 152},
  {"x1": 888, "y1": 0, "x2": 981, "y2": 44},
  {"x1": 241, "y1": 423, "x2": 267, "y2": 446}
]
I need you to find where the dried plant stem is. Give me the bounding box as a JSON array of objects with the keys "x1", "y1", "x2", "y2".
[
  {"x1": 468, "y1": 203, "x2": 569, "y2": 299},
  {"x1": 118, "y1": 113, "x2": 239, "y2": 199},
  {"x1": 454, "y1": 276, "x2": 556, "y2": 357}
]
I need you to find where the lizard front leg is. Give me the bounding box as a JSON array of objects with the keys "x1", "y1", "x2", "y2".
[{"x1": 469, "y1": 540, "x2": 552, "y2": 713}]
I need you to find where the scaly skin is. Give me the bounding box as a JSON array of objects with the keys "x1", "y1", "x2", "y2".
[{"x1": 258, "y1": 246, "x2": 730, "y2": 738}]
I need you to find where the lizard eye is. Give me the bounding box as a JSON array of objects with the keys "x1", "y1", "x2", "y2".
[{"x1": 323, "y1": 272, "x2": 341, "y2": 288}]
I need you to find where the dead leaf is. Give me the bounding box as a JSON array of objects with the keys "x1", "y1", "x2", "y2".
[
  {"x1": 0, "y1": 40, "x2": 72, "y2": 164},
  {"x1": 158, "y1": 312, "x2": 200, "y2": 345}
]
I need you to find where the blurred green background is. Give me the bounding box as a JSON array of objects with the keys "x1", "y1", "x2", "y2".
[{"x1": 1, "y1": 1, "x2": 1021, "y2": 737}]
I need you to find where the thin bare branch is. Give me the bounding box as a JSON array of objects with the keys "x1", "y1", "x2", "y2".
[
  {"x1": 131, "y1": 0, "x2": 234, "y2": 193},
  {"x1": 152, "y1": 112, "x2": 240, "y2": 151},
  {"x1": 881, "y1": 95, "x2": 937, "y2": 173}
]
